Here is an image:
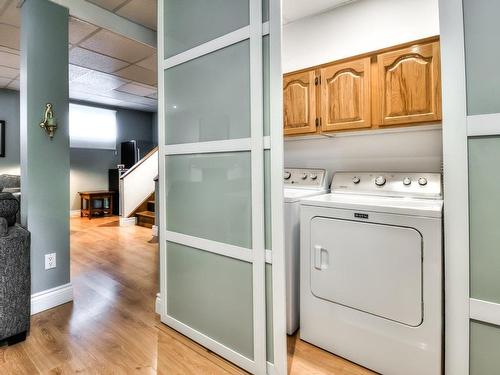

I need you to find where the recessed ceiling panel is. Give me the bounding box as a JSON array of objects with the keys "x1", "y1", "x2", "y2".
[
  {"x1": 7, "y1": 78, "x2": 18, "y2": 90},
  {"x1": 136, "y1": 53, "x2": 157, "y2": 71},
  {"x1": 69, "y1": 17, "x2": 99, "y2": 44},
  {"x1": 86, "y1": 0, "x2": 128, "y2": 11},
  {"x1": 69, "y1": 47, "x2": 129, "y2": 73},
  {"x1": 69, "y1": 64, "x2": 92, "y2": 82},
  {"x1": 0, "y1": 51, "x2": 19, "y2": 69},
  {"x1": 0, "y1": 65, "x2": 18, "y2": 79},
  {"x1": 116, "y1": 0, "x2": 157, "y2": 30},
  {"x1": 72, "y1": 70, "x2": 128, "y2": 91},
  {"x1": 80, "y1": 29, "x2": 154, "y2": 63},
  {"x1": 0, "y1": 0, "x2": 20, "y2": 27},
  {"x1": 116, "y1": 82, "x2": 157, "y2": 97},
  {"x1": 114, "y1": 64, "x2": 156, "y2": 86},
  {"x1": 0, "y1": 24, "x2": 19, "y2": 50},
  {"x1": 0, "y1": 77, "x2": 11, "y2": 88}
]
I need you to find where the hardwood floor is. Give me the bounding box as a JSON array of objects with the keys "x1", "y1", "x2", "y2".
[{"x1": 0, "y1": 216, "x2": 375, "y2": 375}]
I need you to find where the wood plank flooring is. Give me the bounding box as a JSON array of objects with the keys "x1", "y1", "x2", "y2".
[{"x1": 0, "y1": 216, "x2": 375, "y2": 375}]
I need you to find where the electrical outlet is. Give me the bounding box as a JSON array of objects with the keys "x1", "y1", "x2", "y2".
[{"x1": 45, "y1": 253, "x2": 56, "y2": 270}]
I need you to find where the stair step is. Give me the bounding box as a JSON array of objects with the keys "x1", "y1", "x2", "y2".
[
  {"x1": 147, "y1": 200, "x2": 155, "y2": 205},
  {"x1": 136, "y1": 211, "x2": 155, "y2": 219}
]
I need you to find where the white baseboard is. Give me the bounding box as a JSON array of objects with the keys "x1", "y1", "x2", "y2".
[
  {"x1": 152, "y1": 225, "x2": 158, "y2": 237},
  {"x1": 31, "y1": 283, "x2": 73, "y2": 315},
  {"x1": 70, "y1": 210, "x2": 81, "y2": 217},
  {"x1": 120, "y1": 217, "x2": 137, "y2": 226},
  {"x1": 155, "y1": 293, "x2": 161, "y2": 314}
]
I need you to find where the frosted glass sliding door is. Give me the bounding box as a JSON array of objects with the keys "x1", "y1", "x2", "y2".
[{"x1": 157, "y1": 0, "x2": 285, "y2": 374}]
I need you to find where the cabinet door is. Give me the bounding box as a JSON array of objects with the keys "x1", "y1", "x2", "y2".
[
  {"x1": 320, "y1": 57, "x2": 371, "y2": 132},
  {"x1": 283, "y1": 70, "x2": 317, "y2": 135},
  {"x1": 376, "y1": 41, "x2": 441, "y2": 126}
]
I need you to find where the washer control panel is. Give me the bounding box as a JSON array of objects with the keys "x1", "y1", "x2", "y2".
[
  {"x1": 332, "y1": 172, "x2": 442, "y2": 199},
  {"x1": 284, "y1": 168, "x2": 329, "y2": 189}
]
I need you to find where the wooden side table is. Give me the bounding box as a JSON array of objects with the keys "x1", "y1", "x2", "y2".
[{"x1": 78, "y1": 191, "x2": 115, "y2": 220}]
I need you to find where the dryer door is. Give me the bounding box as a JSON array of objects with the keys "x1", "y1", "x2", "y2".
[{"x1": 310, "y1": 216, "x2": 423, "y2": 326}]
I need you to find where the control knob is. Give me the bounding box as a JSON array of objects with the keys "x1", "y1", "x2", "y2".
[
  {"x1": 284, "y1": 171, "x2": 291, "y2": 180},
  {"x1": 310, "y1": 174, "x2": 318, "y2": 180},
  {"x1": 403, "y1": 177, "x2": 412, "y2": 186},
  {"x1": 352, "y1": 176, "x2": 361, "y2": 184},
  {"x1": 418, "y1": 177, "x2": 428, "y2": 186},
  {"x1": 301, "y1": 173, "x2": 308, "y2": 180},
  {"x1": 375, "y1": 175, "x2": 386, "y2": 186}
]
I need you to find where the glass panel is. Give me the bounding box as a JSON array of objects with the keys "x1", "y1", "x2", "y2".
[
  {"x1": 263, "y1": 0, "x2": 269, "y2": 23},
  {"x1": 463, "y1": 0, "x2": 500, "y2": 115},
  {"x1": 167, "y1": 242, "x2": 254, "y2": 358},
  {"x1": 264, "y1": 150, "x2": 271, "y2": 249},
  {"x1": 164, "y1": 0, "x2": 249, "y2": 58},
  {"x1": 266, "y1": 263, "x2": 274, "y2": 363},
  {"x1": 470, "y1": 320, "x2": 500, "y2": 374},
  {"x1": 469, "y1": 137, "x2": 500, "y2": 303},
  {"x1": 166, "y1": 152, "x2": 252, "y2": 248},
  {"x1": 165, "y1": 41, "x2": 251, "y2": 145},
  {"x1": 263, "y1": 35, "x2": 270, "y2": 137}
]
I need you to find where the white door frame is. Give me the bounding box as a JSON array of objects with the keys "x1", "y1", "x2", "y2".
[
  {"x1": 157, "y1": 1, "x2": 286, "y2": 374},
  {"x1": 438, "y1": 0, "x2": 470, "y2": 374}
]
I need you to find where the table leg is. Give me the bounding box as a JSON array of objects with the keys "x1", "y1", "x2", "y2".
[{"x1": 88, "y1": 198, "x2": 92, "y2": 220}]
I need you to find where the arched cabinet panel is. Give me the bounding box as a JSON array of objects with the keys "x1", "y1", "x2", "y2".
[{"x1": 283, "y1": 71, "x2": 317, "y2": 135}]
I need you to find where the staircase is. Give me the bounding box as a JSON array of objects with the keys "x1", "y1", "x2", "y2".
[
  {"x1": 119, "y1": 147, "x2": 158, "y2": 230},
  {"x1": 135, "y1": 194, "x2": 156, "y2": 228}
]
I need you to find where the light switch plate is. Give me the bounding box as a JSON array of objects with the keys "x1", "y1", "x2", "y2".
[{"x1": 45, "y1": 253, "x2": 56, "y2": 270}]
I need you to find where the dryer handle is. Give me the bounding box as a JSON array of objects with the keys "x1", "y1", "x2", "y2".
[{"x1": 314, "y1": 245, "x2": 329, "y2": 270}]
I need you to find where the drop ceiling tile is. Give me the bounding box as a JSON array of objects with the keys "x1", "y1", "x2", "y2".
[
  {"x1": 0, "y1": 0, "x2": 20, "y2": 27},
  {"x1": 114, "y1": 65, "x2": 156, "y2": 86},
  {"x1": 0, "y1": 50, "x2": 19, "y2": 69},
  {"x1": 69, "y1": 17, "x2": 99, "y2": 44},
  {"x1": 136, "y1": 53, "x2": 156, "y2": 71},
  {"x1": 116, "y1": 82, "x2": 156, "y2": 97},
  {"x1": 116, "y1": 0, "x2": 157, "y2": 30},
  {"x1": 80, "y1": 29, "x2": 154, "y2": 63},
  {"x1": 7, "y1": 78, "x2": 19, "y2": 90},
  {"x1": 69, "y1": 64, "x2": 92, "y2": 82},
  {"x1": 0, "y1": 24, "x2": 19, "y2": 50},
  {"x1": 73, "y1": 70, "x2": 128, "y2": 91},
  {"x1": 0, "y1": 65, "x2": 18, "y2": 79},
  {"x1": 0, "y1": 77, "x2": 11, "y2": 88},
  {"x1": 86, "y1": 0, "x2": 128, "y2": 11},
  {"x1": 69, "y1": 47, "x2": 130, "y2": 73}
]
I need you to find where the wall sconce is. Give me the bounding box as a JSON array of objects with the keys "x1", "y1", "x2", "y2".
[{"x1": 39, "y1": 103, "x2": 57, "y2": 139}]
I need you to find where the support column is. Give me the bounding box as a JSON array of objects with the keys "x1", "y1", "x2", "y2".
[{"x1": 20, "y1": 0, "x2": 71, "y2": 298}]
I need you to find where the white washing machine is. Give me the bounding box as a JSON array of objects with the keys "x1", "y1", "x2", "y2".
[
  {"x1": 284, "y1": 168, "x2": 330, "y2": 335},
  {"x1": 300, "y1": 172, "x2": 443, "y2": 375}
]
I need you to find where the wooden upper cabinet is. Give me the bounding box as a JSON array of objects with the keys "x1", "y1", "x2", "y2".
[
  {"x1": 375, "y1": 41, "x2": 441, "y2": 126},
  {"x1": 283, "y1": 70, "x2": 317, "y2": 135},
  {"x1": 320, "y1": 57, "x2": 371, "y2": 132}
]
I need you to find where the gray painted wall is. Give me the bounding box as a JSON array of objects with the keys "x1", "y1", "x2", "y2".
[
  {"x1": 21, "y1": 0, "x2": 70, "y2": 294},
  {"x1": 0, "y1": 89, "x2": 20, "y2": 175},
  {"x1": 69, "y1": 101, "x2": 155, "y2": 210}
]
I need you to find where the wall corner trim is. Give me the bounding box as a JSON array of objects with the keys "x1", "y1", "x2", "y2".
[{"x1": 31, "y1": 283, "x2": 73, "y2": 315}]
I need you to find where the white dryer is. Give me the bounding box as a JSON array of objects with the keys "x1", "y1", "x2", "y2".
[
  {"x1": 284, "y1": 168, "x2": 330, "y2": 335},
  {"x1": 300, "y1": 172, "x2": 443, "y2": 375}
]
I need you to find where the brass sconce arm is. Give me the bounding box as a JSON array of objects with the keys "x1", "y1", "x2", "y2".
[{"x1": 39, "y1": 103, "x2": 57, "y2": 139}]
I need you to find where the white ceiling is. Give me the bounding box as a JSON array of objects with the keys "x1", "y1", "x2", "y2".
[
  {"x1": 86, "y1": 0, "x2": 157, "y2": 30},
  {"x1": 0, "y1": 0, "x2": 158, "y2": 112},
  {"x1": 283, "y1": 0, "x2": 359, "y2": 24}
]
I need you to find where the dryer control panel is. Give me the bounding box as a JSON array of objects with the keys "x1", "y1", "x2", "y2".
[
  {"x1": 331, "y1": 172, "x2": 442, "y2": 199},
  {"x1": 284, "y1": 168, "x2": 330, "y2": 190}
]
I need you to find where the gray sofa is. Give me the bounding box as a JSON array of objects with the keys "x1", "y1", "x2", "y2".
[
  {"x1": 0, "y1": 192, "x2": 30, "y2": 346},
  {"x1": 0, "y1": 175, "x2": 21, "y2": 223}
]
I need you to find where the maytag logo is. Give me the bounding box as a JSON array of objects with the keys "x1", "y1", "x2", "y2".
[{"x1": 354, "y1": 213, "x2": 369, "y2": 219}]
